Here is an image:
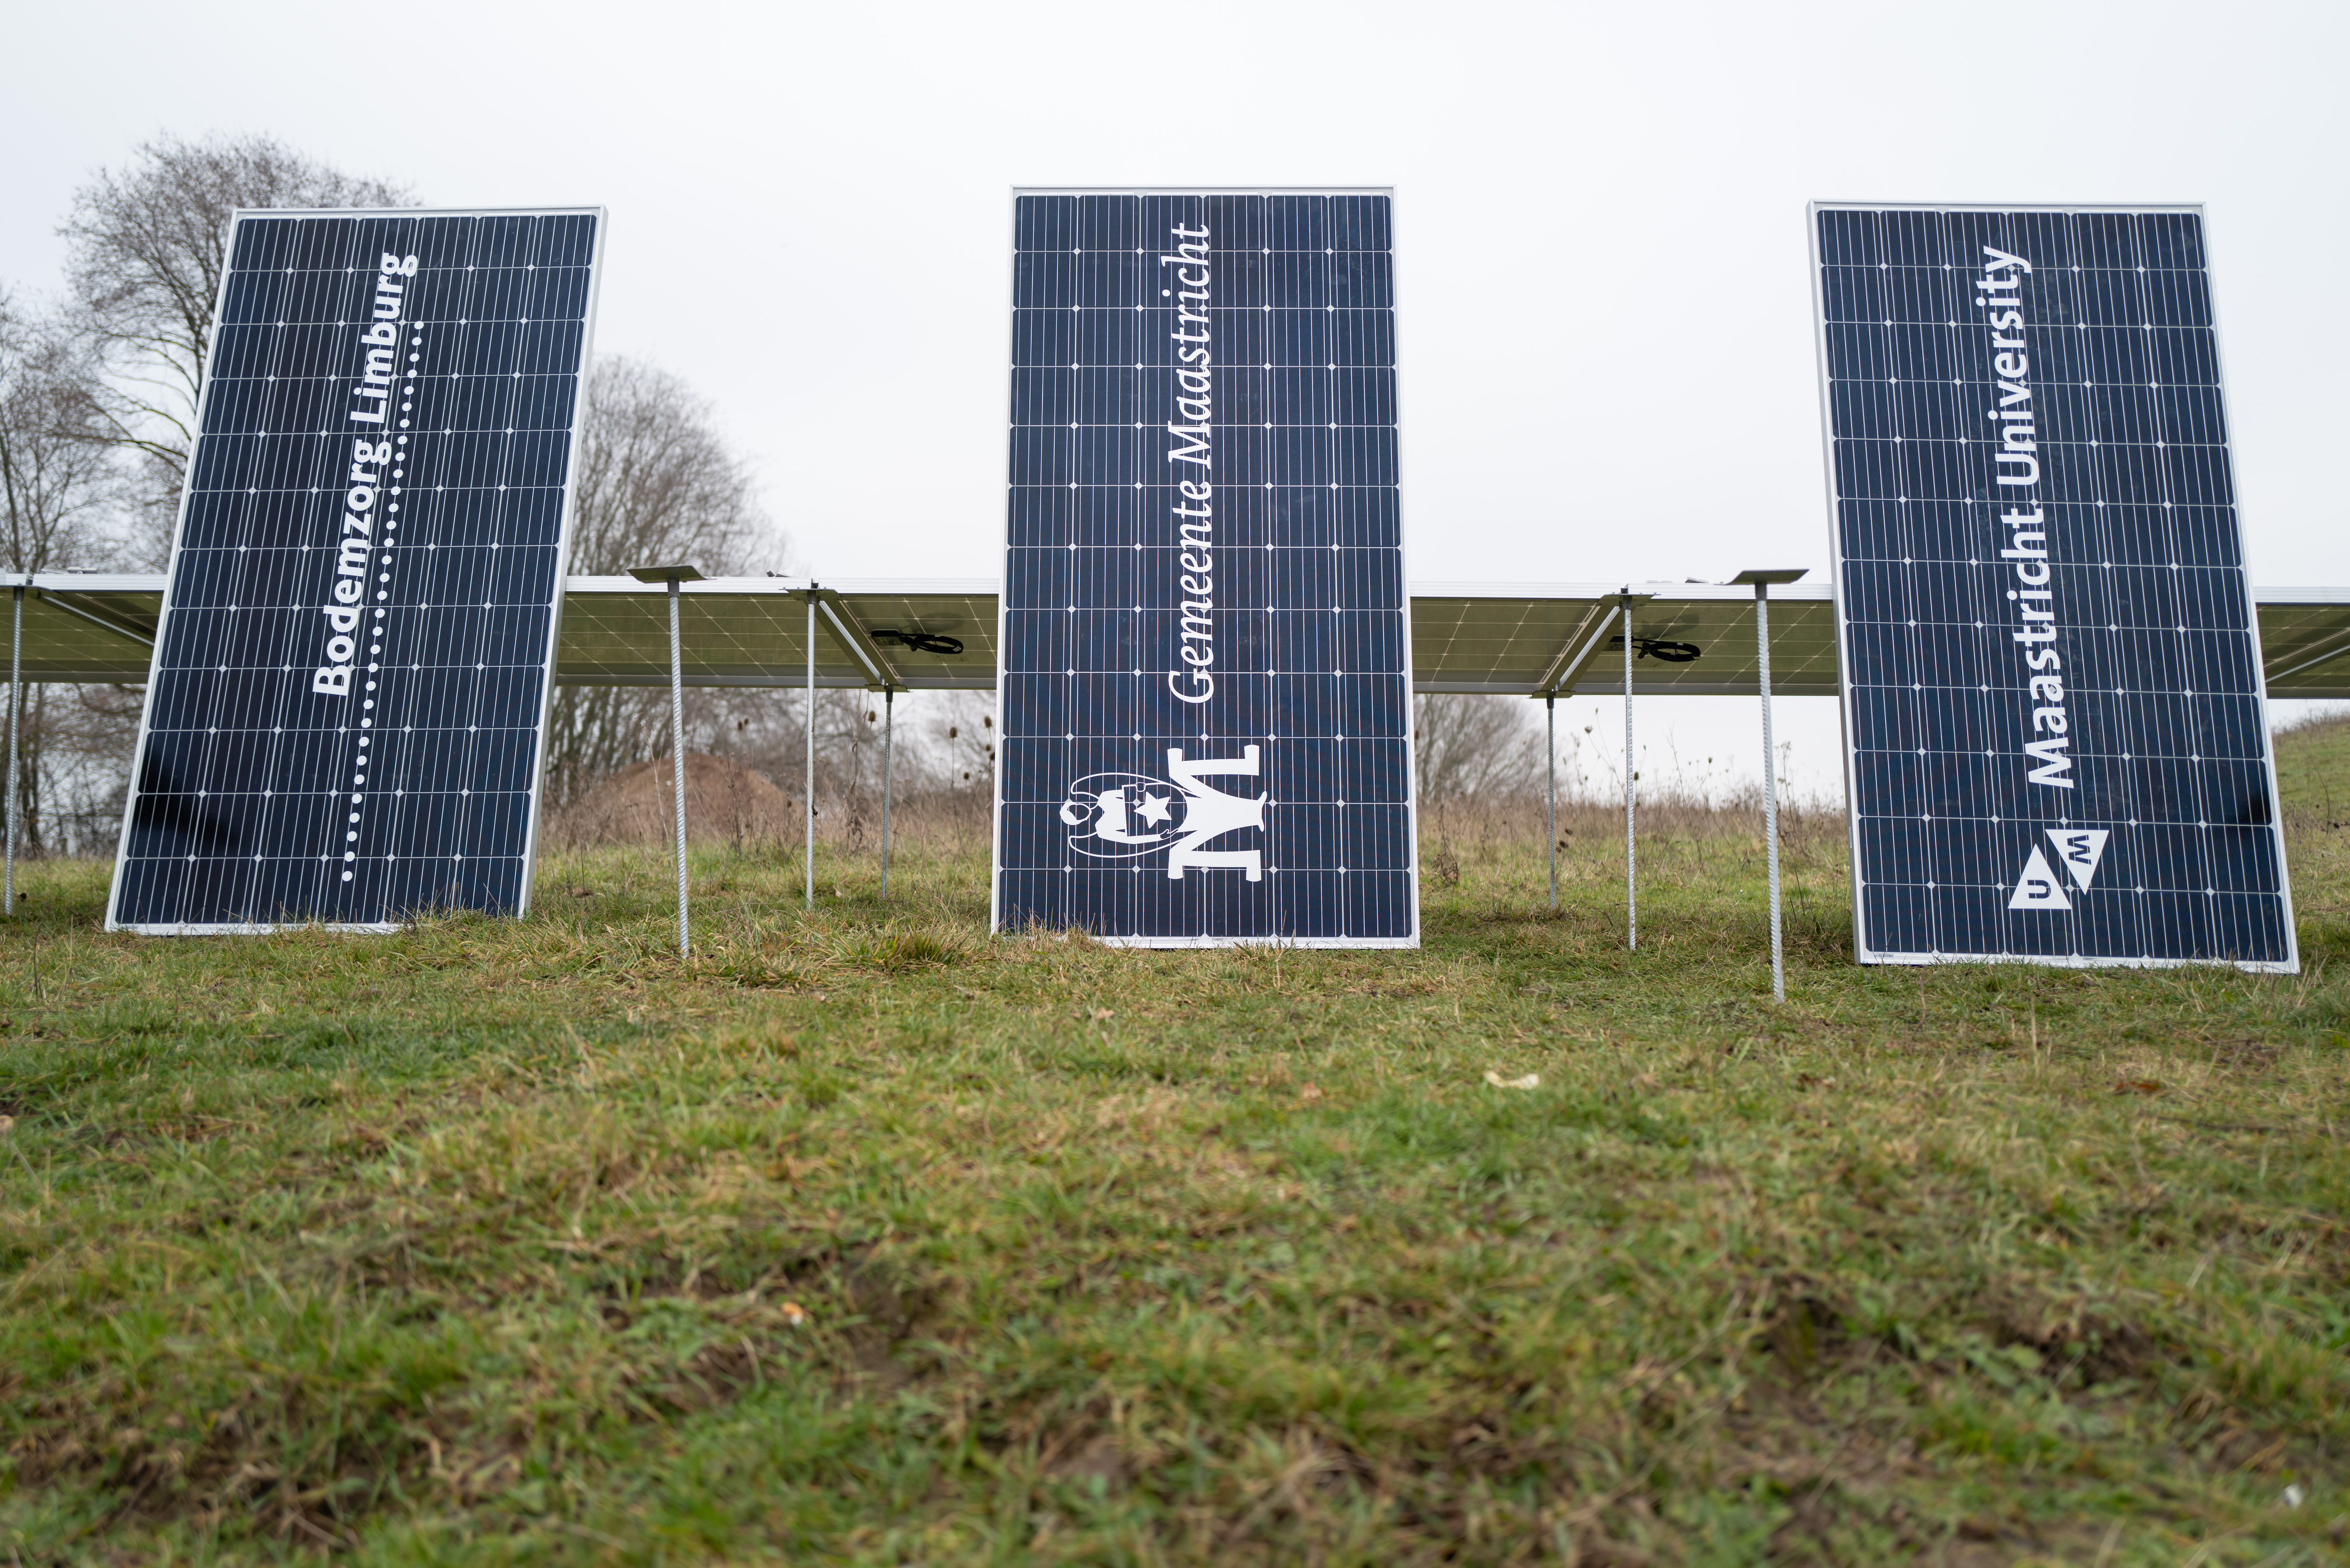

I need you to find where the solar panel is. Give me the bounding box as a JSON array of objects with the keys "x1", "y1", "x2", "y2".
[
  {"x1": 1812, "y1": 203, "x2": 2296, "y2": 971},
  {"x1": 994, "y1": 189, "x2": 1417, "y2": 946},
  {"x1": 107, "y1": 207, "x2": 604, "y2": 932}
]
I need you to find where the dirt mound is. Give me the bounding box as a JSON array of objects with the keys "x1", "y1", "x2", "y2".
[{"x1": 545, "y1": 751, "x2": 796, "y2": 850}]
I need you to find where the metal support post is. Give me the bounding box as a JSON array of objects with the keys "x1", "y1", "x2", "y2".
[
  {"x1": 1622, "y1": 591, "x2": 1636, "y2": 951},
  {"x1": 1757, "y1": 583, "x2": 1785, "y2": 1002},
  {"x1": 668, "y1": 578, "x2": 688, "y2": 959},
  {"x1": 880, "y1": 687, "x2": 894, "y2": 900},
  {"x1": 625, "y1": 565, "x2": 705, "y2": 954},
  {"x1": 1731, "y1": 569, "x2": 1806, "y2": 997},
  {"x1": 6, "y1": 584, "x2": 19, "y2": 915},
  {"x1": 805, "y1": 588, "x2": 816, "y2": 910},
  {"x1": 1545, "y1": 692, "x2": 1557, "y2": 910}
]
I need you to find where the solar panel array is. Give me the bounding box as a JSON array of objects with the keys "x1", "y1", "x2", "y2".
[
  {"x1": 109, "y1": 208, "x2": 603, "y2": 931},
  {"x1": 1813, "y1": 204, "x2": 2295, "y2": 970},
  {"x1": 995, "y1": 190, "x2": 1417, "y2": 945}
]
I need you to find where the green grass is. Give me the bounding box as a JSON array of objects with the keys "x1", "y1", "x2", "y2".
[{"x1": 3, "y1": 727, "x2": 2349, "y2": 1565}]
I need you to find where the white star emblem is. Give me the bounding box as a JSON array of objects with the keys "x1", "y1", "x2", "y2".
[{"x1": 1135, "y1": 793, "x2": 1174, "y2": 827}]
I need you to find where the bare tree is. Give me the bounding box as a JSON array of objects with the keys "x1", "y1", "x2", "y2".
[
  {"x1": 563, "y1": 357, "x2": 768, "y2": 577},
  {"x1": 0, "y1": 294, "x2": 117, "y2": 573},
  {"x1": 57, "y1": 132, "x2": 410, "y2": 563},
  {"x1": 542, "y1": 356, "x2": 782, "y2": 810},
  {"x1": 0, "y1": 292, "x2": 134, "y2": 849},
  {"x1": 1414, "y1": 693, "x2": 1543, "y2": 801}
]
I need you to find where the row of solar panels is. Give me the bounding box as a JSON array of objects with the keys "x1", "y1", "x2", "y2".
[{"x1": 17, "y1": 572, "x2": 2350, "y2": 699}]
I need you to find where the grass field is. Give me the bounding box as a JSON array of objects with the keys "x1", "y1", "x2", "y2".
[{"x1": 2, "y1": 725, "x2": 2348, "y2": 1565}]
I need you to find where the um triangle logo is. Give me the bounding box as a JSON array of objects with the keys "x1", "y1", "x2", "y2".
[
  {"x1": 1057, "y1": 745, "x2": 1267, "y2": 881},
  {"x1": 2045, "y1": 827, "x2": 2110, "y2": 889},
  {"x1": 2009, "y1": 847, "x2": 2071, "y2": 911},
  {"x1": 2009, "y1": 827, "x2": 2113, "y2": 911}
]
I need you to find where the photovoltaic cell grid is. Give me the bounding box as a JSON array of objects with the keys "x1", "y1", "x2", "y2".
[
  {"x1": 1813, "y1": 204, "x2": 2295, "y2": 970},
  {"x1": 108, "y1": 209, "x2": 602, "y2": 931},
  {"x1": 995, "y1": 191, "x2": 1417, "y2": 945}
]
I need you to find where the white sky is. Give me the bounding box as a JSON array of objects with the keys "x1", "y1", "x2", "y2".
[{"x1": 4, "y1": 0, "x2": 2343, "y2": 798}]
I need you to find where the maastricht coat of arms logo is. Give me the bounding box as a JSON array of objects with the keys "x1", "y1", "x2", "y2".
[{"x1": 1057, "y1": 746, "x2": 1266, "y2": 880}]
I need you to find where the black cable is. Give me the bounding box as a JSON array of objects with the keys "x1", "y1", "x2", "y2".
[
  {"x1": 1608, "y1": 634, "x2": 1702, "y2": 664},
  {"x1": 870, "y1": 629, "x2": 965, "y2": 656}
]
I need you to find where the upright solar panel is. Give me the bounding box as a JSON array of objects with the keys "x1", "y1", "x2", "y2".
[
  {"x1": 108, "y1": 207, "x2": 604, "y2": 932},
  {"x1": 994, "y1": 189, "x2": 1418, "y2": 946},
  {"x1": 1811, "y1": 203, "x2": 2295, "y2": 970}
]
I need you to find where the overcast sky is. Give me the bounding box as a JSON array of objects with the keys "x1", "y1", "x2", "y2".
[{"x1": 4, "y1": 0, "x2": 2342, "y2": 796}]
